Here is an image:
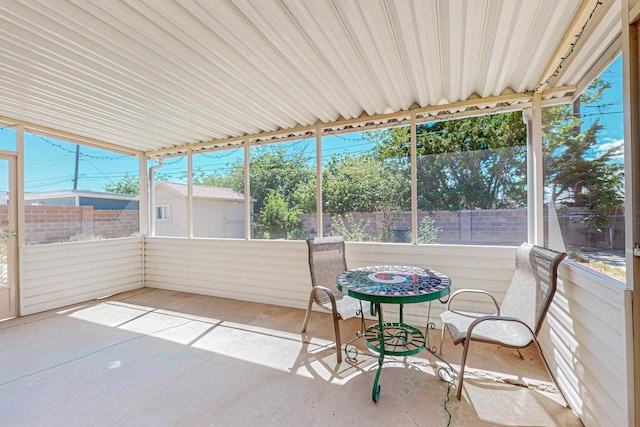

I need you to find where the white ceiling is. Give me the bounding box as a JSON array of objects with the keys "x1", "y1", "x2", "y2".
[{"x1": 0, "y1": 0, "x2": 621, "y2": 156}]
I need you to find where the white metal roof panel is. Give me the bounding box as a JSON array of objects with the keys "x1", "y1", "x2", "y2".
[{"x1": 0, "y1": 0, "x2": 620, "y2": 154}]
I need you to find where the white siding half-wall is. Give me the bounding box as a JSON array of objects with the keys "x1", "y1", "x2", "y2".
[
  {"x1": 20, "y1": 238, "x2": 144, "y2": 316},
  {"x1": 540, "y1": 262, "x2": 632, "y2": 427},
  {"x1": 143, "y1": 238, "x2": 516, "y2": 328},
  {"x1": 144, "y1": 238, "x2": 311, "y2": 308}
]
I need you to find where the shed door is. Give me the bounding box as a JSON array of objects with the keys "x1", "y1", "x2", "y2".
[{"x1": 0, "y1": 156, "x2": 17, "y2": 320}]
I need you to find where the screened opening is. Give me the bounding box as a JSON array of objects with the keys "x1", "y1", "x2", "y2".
[
  {"x1": 543, "y1": 56, "x2": 624, "y2": 282},
  {"x1": 23, "y1": 133, "x2": 140, "y2": 244}
]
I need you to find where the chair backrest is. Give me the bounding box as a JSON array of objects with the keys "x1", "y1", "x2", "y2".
[
  {"x1": 500, "y1": 243, "x2": 567, "y2": 335},
  {"x1": 307, "y1": 236, "x2": 347, "y2": 306}
]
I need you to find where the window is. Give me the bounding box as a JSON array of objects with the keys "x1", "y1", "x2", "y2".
[
  {"x1": 156, "y1": 206, "x2": 170, "y2": 220},
  {"x1": 249, "y1": 139, "x2": 316, "y2": 240},
  {"x1": 23, "y1": 133, "x2": 140, "y2": 244},
  {"x1": 416, "y1": 112, "x2": 527, "y2": 245},
  {"x1": 0, "y1": 126, "x2": 16, "y2": 151},
  {"x1": 321, "y1": 129, "x2": 410, "y2": 242},
  {"x1": 192, "y1": 148, "x2": 245, "y2": 239},
  {"x1": 543, "y1": 56, "x2": 624, "y2": 281},
  {"x1": 152, "y1": 156, "x2": 187, "y2": 237}
]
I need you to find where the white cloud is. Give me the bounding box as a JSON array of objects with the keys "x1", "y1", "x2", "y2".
[{"x1": 591, "y1": 138, "x2": 624, "y2": 162}]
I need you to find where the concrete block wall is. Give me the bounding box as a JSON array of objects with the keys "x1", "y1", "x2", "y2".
[
  {"x1": 23, "y1": 205, "x2": 139, "y2": 244},
  {"x1": 299, "y1": 208, "x2": 623, "y2": 248},
  {"x1": 298, "y1": 209, "x2": 528, "y2": 245}
]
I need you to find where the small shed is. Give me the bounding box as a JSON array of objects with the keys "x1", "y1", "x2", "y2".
[{"x1": 154, "y1": 182, "x2": 251, "y2": 238}]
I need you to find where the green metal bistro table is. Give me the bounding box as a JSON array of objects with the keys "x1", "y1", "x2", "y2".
[{"x1": 336, "y1": 265, "x2": 455, "y2": 402}]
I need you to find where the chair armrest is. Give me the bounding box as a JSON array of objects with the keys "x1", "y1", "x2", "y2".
[
  {"x1": 311, "y1": 285, "x2": 338, "y2": 308},
  {"x1": 445, "y1": 289, "x2": 501, "y2": 315},
  {"x1": 466, "y1": 315, "x2": 536, "y2": 345}
]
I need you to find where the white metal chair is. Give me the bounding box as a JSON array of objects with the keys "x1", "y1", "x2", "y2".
[
  {"x1": 300, "y1": 236, "x2": 369, "y2": 363},
  {"x1": 440, "y1": 243, "x2": 567, "y2": 400}
]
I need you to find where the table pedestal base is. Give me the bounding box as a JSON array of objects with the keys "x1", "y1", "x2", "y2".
[
  {"x1": 364, "y1": 322, "x2": 425, "y2": 355},
  {"x1": 349, "y1": 302, "x2": 456, "y2": 402}
]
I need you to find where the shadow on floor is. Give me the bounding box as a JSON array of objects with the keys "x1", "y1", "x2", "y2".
[{"x1": 0, "y1": 288, "x2": 581, "y2": 427}]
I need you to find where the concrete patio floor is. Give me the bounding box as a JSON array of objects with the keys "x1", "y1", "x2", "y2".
[{"x1": 0, "y1": 288, "x2": 581, "y2": 426}]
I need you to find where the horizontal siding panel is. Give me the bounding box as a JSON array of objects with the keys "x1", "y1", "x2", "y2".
[
  {"x1": 144, "y1": 238, "x2": 311, "y2": 310},
  {"x1": 20, "y1": 238, "x2": 144, "y2": 315},
  {"x1": 22, "y1": 282, "x2": 140, "y2": 312},
  {"x1": 144, "y1": 238, "x2": 518, "y2": 328},
  {"x1": 24, "y1": 269, "x2": 143, "y2": 297},
  {"x1": 546, "y1": 315, "x2": 624, "y2": 398},
  {"x1": 22, "y1": 238, "x2": 143, "y2": 261},
  {"x1": 346, "y1": 242, "x2": 516, "y2": 269},
  {"x1": 22, "y1": 250, "x2": 143, "y2": 283},
  {"x1": 348, "y1": 242, "x2": 517, "y2": 324},
  {"x1": 539, "y1": 261, "x2": 631, "y2": 427}
]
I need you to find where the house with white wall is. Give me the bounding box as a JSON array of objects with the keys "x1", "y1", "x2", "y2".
[{"x1": 154, "y1": 182, "x2": 251, "y2": 238}]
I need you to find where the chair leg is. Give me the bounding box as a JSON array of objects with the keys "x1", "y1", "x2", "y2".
[
  {"x1": 439, "y1": 325, "x2": 446, "y2": 355},
  {"x1": 456, "y1": 339, "x2": 472, "y2": 400},
  {"x1": 300, "y1": 291, "x2": 316, "y2": 333},
  {"x1": 532, "y1": 336, "x2": 569, "y2": 407},
  {"x1": 331, "y1": 307, "x2": 342, "y2": 364}
]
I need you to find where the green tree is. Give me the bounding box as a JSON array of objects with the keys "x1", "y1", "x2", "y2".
[
  {"x1": 328, "y1": 213, "x2": 372, "y2": 241},
  {"x1": 192, "y1": 168, "x2": 237, "y2": 188},
  {"x1": 543, "y1": 78, "x2": 623, "y2": 231},
  {"x1": 369, "y1": 112, "x2": 527, "y2": 210},
  {"x1": 248, "y1": 146, "x2": 315, "y2": 213},
  {"x1": 254, "y1": 191, "x2": 301, "y2": 239},
  {"x1": 105, "y1": 174, "x2": 139, "y2": 195},
  {"x1": 405, "y1": 216, "x2": 441, "y2": 244},
  {"x1": 322, "y1": 153, "x2": 409, "y2": 214}
]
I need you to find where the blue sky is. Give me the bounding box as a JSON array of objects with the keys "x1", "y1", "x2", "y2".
[
  {"x1": 582, "y1": 55, "x2": 623, "y2": 161},
  {"x1": 0, "y1": 55, "x2": 624, "y2": 193}
]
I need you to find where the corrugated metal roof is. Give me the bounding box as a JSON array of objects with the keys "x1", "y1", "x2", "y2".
[
  {"x1": 159, "y1": 182, "x2": 245, "y2": 200},
  {"x1": 0, "y1": 0, "x2": 621, "y2": 156}
]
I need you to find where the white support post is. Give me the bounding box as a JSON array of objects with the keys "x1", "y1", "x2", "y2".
[
  {"x1": 244, "y1": 139, "x2": 251, "y2": 240},
  {"x1": 622, "y1": 2, "x2": 640, "y2": 424},
  {"x1": 316, "y1": 126, "x2": 323, "y2": 237},
  {"x1": 410, "y1": 112, "x2": 417, "y2": 245},
  {"x1": 187, "y1": 147, "x2": 193, "y2": 238},
  {"x1": 138, "y1": 154, "x2": 149, "y2": 237},
  {"x1": 16, "y1": 125, "x2": 24, "y2": 248},
  {"x1": 525, "y1": 94, "x2": 544, "y2": 245},
  {"x1": 623, "y1": 0, "x2": 639, "y2": 292}
]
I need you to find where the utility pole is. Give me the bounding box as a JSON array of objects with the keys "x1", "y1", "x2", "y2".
[{"x1": 73, "y1": 144, "x2": 80, "y2": 190}]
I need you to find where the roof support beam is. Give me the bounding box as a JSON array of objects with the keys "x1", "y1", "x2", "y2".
[
  {"x1": 630, "y1": 1, "x2": 640, "y2": 24},
  {"x1": 574, "y1": 35, "x2": 622, "y2": 99},
  {"x1": 147, "y1": 91, "x2": 536, "y2": 159},
  {"x1": 0, "y1": 115, "x2": 143, "y2": 157},
  {"x1": 536, "y1": 0, "x2": 603, "y2": 93}
]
